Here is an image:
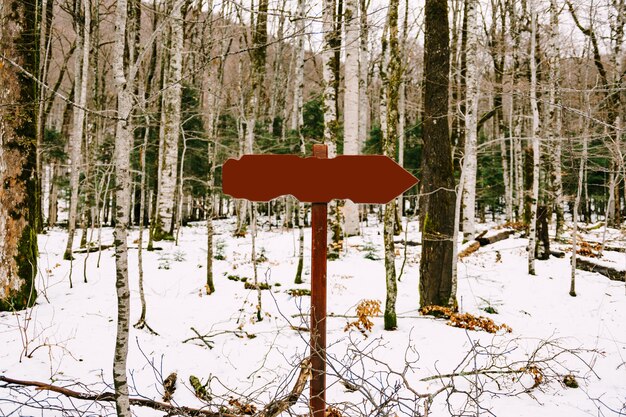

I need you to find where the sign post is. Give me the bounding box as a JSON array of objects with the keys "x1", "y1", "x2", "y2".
[
  {"x1": 309, "y1": 144, "x2": 328, "y2": 417},
  {"x1": 222, "y1": 144, "x2": 418, "y2": 417}
]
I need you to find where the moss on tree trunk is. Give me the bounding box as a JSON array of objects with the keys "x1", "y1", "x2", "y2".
[{"x1": 0, "y1": 0, "x2": 40, "y2": 312}]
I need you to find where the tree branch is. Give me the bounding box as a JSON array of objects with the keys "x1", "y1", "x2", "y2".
[{"x1": 0, "y1": 359, "x2": 311, "y2": 417}]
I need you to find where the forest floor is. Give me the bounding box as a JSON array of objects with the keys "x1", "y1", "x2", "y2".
[{"x1": 1, "y1": 216, "x2": 625, "y2": 416}]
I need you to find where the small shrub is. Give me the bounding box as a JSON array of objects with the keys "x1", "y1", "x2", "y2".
[
  {"x1": 420, "y1": 305, "x2": 512, "y2": 333},
  {"x1": 576, "y1": 240, "x2": 601, "y2": 258},
  {"x1": 255, "y1": 247, "x2": 268, "y2": 263},
  {"x1": 344, "y1": 299, "x2": 382, "y2": 336},
  {"x1": 287, "y1": 288, "x2": 311, "y2": 297},
  {"x1": 563, "y1": 374, "x2": 579, "y2": 388},
  {"x1": 482, "y1": 305, "x2": 498, "y2": 314},
  {"x1": 361, "y1": 241, "x2": 381, "y2": 261},
  {"x1": 158, "y1": 254, "x2": 171, "y2": 270},
  {"x1": 214, "y1": 239, "x2": 226, "y2": 260},
  {"x1": 244, "y1": 281, "x2": 270, "y2": 290},
  {"x1": 227, "y1": 274, "x2": 249, "y2": 283},
  {"x1": 172, "y1": 250, "x2": 186, "y2": 262},
  {"x1": 520, "y1": 365, "x2": 544, "y2": 388}
]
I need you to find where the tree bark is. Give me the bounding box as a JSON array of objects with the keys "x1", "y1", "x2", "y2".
[
  {"x1": 358, "y1": 0, "x2": 369, "y2": 153},
  {"x1": 419, "y1": 0, "x2": 456, "y2": 308},
  {"x1": 528, "y1": 10, "x2": 540, "y2": 275},
  {"x1": 461, "y1": 0, "x2": 479, "y2": 240},
  {"x1": 64, "y1": 0, "x2": 91, "y2": 261},
  {"x1": 154, "y1": 0, "x2": 183, "y2": 241},
  {"x1": 0, "y1": 0, "x2": 40, "y2": 312},
  {"x1": 112, "y1": 0, "x2": 133, "y2": 414},
  {"x1": 343, "y1": 0, "x2": 360, "y2": 237},
  {"x1": 547, "y1": 0, "x2": 564, "y2": 239},
  {"x1": 293, "y1": 0, "x2": 306, "y2": 285}
]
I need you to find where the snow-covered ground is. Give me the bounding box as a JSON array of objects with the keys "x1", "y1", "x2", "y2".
[{"x1": 1, "y1": 217, "x2": 625, "y2": 416}]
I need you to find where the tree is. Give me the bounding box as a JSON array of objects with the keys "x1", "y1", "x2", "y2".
[
  {"x1": 111, "y1": 0, "x2": 134, "y2": 413},
  {"x1": 460, "y1": 0, "x2": 479, "y2": 240},
  {"x1": 381, "y1": 0, "x2": 401, "y2": 330},
  {"x1": 342, "y1": 0, "x2": 360, "y2": 237},
  {"x1": 64, "y1": 0, "x2": 91, "y2": 262},
  {"x1": 293, "y1": 0, "x2": 306, "y2": 285},
  {"x1": 154, "y1": 0, "x2": 184, "y2": 241},
  {"x1": 528, "y1": 9, "x2": 539, "y2": 275},
  {"x1": 419, "y1": 0, "x2": 456, "y2": 308},
  {"x1": 0, "y1": 0, "x2": 40, "y2": 312}
]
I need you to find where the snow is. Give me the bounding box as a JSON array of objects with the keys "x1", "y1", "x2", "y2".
[{"x1": 1, "y1": 217, "x2": 625, "y2": 416}]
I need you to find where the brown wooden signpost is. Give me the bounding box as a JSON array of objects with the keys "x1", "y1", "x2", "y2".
[{"x1": 222, "y1": 144, "x2": 418, "y2": 417}]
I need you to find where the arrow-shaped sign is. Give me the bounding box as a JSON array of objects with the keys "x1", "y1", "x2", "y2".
[
  {"x1": 223, "y1": 154, "x2": 418, "y2": 204},
  {"x1": 222, "y1": 145, "x2": 418, "y2": 417}
]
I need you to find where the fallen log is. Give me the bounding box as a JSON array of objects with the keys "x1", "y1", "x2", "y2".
[
  {"x1": 73, "y1": 244, "x2": 113, "y2": 253},
  {"x1": 476, "y1": 230, "x2": 514, "y2": 246},
  {"x1": 604, "y1": 245, "x2": 626, "y2": 253},
  {"x1": 576, "y1": 258, "x2": 625, "y2": 282},
  {"x1": 550, "y1": 249, "x2": 566, "y2": 258},
  {"x1": 393, "y1": 239, "x2": 420, "y2": 246}
]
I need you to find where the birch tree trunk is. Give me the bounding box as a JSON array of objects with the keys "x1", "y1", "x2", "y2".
[
  {"x1": 343, "y1": 0, "x2": 360, "y2": 237},
  {"x1": 64, "y1": 0, "x2": 91, "y2": 261},
  {"x1": 293, "y1": 0, "x2": 306, "y2": 285},
  {"x1": 571, "y1": 103, "x2": 589, "y2": 298},
  {"x1": 528, "y1": 10, "x2": 540, "y2": 275},
  {"x1": 322, "y1": 0, "x2": 338, "y2": 156},
  {"x1": 112, "y1": 0, "x2": 133, "y2": 413},
  {"x1": 358, "y1": 0, "x2": 369, "y2": 153},
  {"x1": 0, "y1": 0, "x2": 40, "y2": 312},
  {"x1": 382, "y1": 0, "x2": 401, "y2": 329},
  {"x1": 547, "y1": 0, "x2": 564, "y2": 239},
  {"x1": 461, "y1": 0, "x2": 478, "y2": 240},
  {"x1": 155, "y1": 0, "x2": 183, "y2": 241}
]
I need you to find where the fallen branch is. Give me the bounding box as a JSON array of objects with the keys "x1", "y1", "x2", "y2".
[
  {"x1": 420, "y1": 368, "x2": 523, "y2": 382},
  {"x1": 182, "y1": 327, "x2": 256, "y2": 349},
  {"x1": 393, "y1": 239, "x2": 420, "y2": 246},
  {"x1": 0, "y1": 359, "x2": 311, "y2": 417},
  {"x1": 550, "y1": 249, "x2": 566, "y2": 258},
  {"x1": 0, "y1": 375, "x2": 231, "y2": 416},
  {"x1": 476, "y1": 230, "x2": 514, "y2": 246},
  {"x1": 73, "y1": 244, "x2": 113, "y2": 253}
]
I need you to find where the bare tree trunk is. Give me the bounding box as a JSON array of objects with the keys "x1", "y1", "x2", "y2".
[
  {"x1": 358, "y1": 0, "x2": 369, "y2": 153},
  {"x1": 48, "y1": 160, "x2": 60, "y2": 227},
  {"x1": 0, "y1": 0, "x2": 40, "y2": 312},
  {"x1": 380, "y1": 0, "x2": 401, "y2": 329},
  {"x1": 571, "y1": 105, "x2": 589, "y2": 298},
  {"x1": 112, "y1": 0, "x2": 133, "y2": 414},
  {"x1": 419, "y1": 0, "x2": 456, "y2": 308},
  {"x1": 461, "y1": 0, "x2": 479, "y2": 240},
  {"x1": 547, "y1": 0, "x2": 564, "y2": 239},
  {"x1": 36, "y1": 0, "x2": 54, "y2": 232},
  {"x1": 64, "y1": 0, "x2": 91, "y2": 262},
  {"x1": 343, "y1": 0, "x2": 360, "y2": 237},
  {"x1": 528, "y1": 10, "x2": 540, "y2": 275},
  {"x1": 293, "y1": 0, "x2": 306, "y2": 285},
  {"x1": 134, "y1": 87, "x2": 157, "y2": 333},
  {"x1": 155, "y1": 0, "x2": 183, "y2": 241},
  {"x1": 322, "y1": 0, "x2": 343, "y2": 254}
]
